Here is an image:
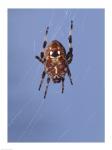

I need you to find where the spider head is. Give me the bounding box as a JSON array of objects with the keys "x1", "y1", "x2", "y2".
[{"x1": 49, "y1": 50, "x2": 61, "y2": 58}]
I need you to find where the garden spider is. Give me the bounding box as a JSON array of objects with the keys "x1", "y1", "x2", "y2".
[{"x1": 35, "y1": 20, "x2": 74, "y2": 98}]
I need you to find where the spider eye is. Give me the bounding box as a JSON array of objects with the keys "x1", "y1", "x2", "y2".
[
  {"x1": 50, "y1": 51, "x2": 53, "y2": 55},
  {"x1": 57, "y1": 51, "x2": 61, "y2": 55}
]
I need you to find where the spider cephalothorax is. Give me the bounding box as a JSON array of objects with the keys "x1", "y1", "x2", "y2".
[{"x1": 36, "y1": 20, "x2": 74, "y2": 98}]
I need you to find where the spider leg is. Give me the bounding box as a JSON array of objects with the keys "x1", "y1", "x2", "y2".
[
  {"x1": 35, "y1": 26, "x2": 49, "y2": 63},
  {"x1": 35, "y1": 55, "x2": 43, "y2": 63},
  {"x1": 66, "y1": 20, "x2": 73, "y2": 64},
  {"x1": 35, "y1": 51, "x2": 45, "y2": 63},
  {"x1": 44, "y1": 77, "x2": 50, "y2": 99},
  {"x1": 38, "y1": 70, "x2": 46, "y2": 91},
  {"x1": 61, "y1": 77, "x2": 65, "y2": 93},
  {"x1": 67, "y1": 66, "x2": 73, "y2": 85},
  {"x1": 43, "y1": 26, "x2": 49, "y2": 49}
]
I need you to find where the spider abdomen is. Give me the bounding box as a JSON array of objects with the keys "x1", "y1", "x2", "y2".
[
  {"x1": 45, "y1": 56, "x2": 67, "y2": 83},
  {"x1": 44, "y1": 40, "x2": 67, "y2": 83}
]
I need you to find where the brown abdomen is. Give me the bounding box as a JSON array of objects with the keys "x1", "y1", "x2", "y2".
[{"x1": 45, "y1": 57, "x2": 67, "y2": 79}]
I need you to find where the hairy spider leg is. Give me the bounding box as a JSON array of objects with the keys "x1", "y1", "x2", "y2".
[
  {"x1": 38, "y1": 70, "x2": 46, "y2": 91},
  {"x1": 35, "y1": 26, "x2": 49, "y2": 63},
  {"x1": 44, "y1": 77, "x2": 50, "y2": 99},
  {"x1": 67, "y1": 66, "x2": 73, "y2": 85},
  {"x1": 61, "y1": 77, "x2": 65, "y2": 93},
  {"x1": 67, "y1": 20, "x2": 73, "y2": 64},
  {"x1": 35, "y1": 55, "x2": 43, "y2": 63},
  {"x1": 43, "y1": 26, "x2": 49, "y2": 49}
]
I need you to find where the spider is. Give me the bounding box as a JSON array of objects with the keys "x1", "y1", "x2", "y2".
[{"x1": 35, "y1": 20, "x2": 74, "y2": 98}]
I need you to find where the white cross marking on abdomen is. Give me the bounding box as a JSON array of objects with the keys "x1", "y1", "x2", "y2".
[{"x1": 54, "y1": 66, "x2": 58, "y2": 74}]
